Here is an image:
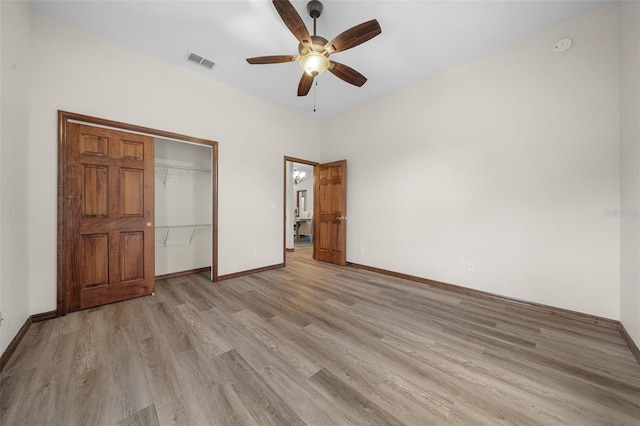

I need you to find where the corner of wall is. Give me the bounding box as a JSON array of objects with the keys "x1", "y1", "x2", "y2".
[
  {"x1": 618, "y1": 0, "x2": 640, "y2": 349},
  {"x1": 0, "y1": 0, "x2": 33, "y2": 354}
]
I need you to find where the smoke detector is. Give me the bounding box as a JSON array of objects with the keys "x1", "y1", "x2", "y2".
[{"x1": 553, "y1": 38, "x2": 572, "y2": 55}]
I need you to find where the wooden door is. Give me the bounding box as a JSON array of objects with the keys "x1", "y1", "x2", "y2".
[
  {"x1": 64, "y1": 123, "x2": 155, "y2": 311},
  {"x1": 314, "y1": 160, "x2": 347, "y2": 265}
]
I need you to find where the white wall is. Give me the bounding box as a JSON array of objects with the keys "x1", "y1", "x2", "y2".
[
  {"x1": 322, "y1": 5, "x2": 621, "y2": 319},
  {"x1": 619, "y1": 1, "x2": 640, "y2": 347},
  {"x1": 0, "y1": 1, "x2": 32, "y2": 354},
  {"x1": 26, "y1": 11, "x2": 320, "y2": 314}
]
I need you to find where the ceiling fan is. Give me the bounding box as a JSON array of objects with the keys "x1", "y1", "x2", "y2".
[{"x1": 246, "y1": 0, "x2": 382, "y2": 96}]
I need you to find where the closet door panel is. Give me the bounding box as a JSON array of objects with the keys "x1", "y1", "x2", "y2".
[
  {"x1": 81, "y1": 233, "x2": 109, "y2": 288},
  {"x1": 120, "y1": 231, "x2": 145, "y2": 282},
  {"x1": 65, "y1": 122, "x2": 155, "y2": 311},
  {"x1": 120, "y1": 139, "x2": 144, "y2": 160},
  {"x1": 82, "y1": 165, "x2": 109, "y2": 218},
  {"x1": 120, "y1": 168, "x2": 144, "y2": 217}
]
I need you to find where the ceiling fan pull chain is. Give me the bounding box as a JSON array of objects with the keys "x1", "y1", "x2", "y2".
[{"x1": 313, "y1": 80, "x2": 317, "y2": 112}]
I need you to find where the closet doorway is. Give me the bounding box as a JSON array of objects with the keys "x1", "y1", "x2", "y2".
[
  {"x1": 154, "y1": 139, "x2": 213, "y2": 279},
  {"x1": 57, "y1": 111, "x2": 218, "y2": 315}
]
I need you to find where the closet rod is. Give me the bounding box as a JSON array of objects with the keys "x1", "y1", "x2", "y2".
[
  {"x1": 154, "y1": 163, "x2": 211, "y2": 173},
  {"x1": 155, "y1": 224, "x2": 211, "y2": 247}
]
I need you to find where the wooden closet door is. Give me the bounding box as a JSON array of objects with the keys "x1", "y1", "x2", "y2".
[{"x1": 65, "y1": 123, "x2": 155, "y2": 311}]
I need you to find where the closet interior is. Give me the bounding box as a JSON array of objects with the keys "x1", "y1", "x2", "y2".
[{"x1": 154, "y1": 138, "x2": 213, "y2": 278}]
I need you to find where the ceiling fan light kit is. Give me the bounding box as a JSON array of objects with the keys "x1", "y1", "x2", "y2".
[
  {"x1": 246, "y1": 0, "x2": 381, "y2": 96},
  {"x1": 301, "y1": 52, "x2": 329, "y2": 76}
]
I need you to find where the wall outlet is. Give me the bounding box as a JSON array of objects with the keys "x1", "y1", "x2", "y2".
[
  {"x1": 359, "y1": 245, "x2": 365, "y2": 254},
  {"x1": 459, "y1": 262, "x2": 474, "y2": 272}
]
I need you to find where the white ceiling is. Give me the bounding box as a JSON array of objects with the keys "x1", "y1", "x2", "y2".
[{"x1": 31, "y1": 0, "x2": 608, "y2": 119}]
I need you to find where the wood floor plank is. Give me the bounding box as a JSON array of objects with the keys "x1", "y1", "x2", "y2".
[
  {"x1": 215, "y1": 349, "x2": 306, "y2": 426},
  {"x1": 0, "y1": 368, "x2": 35, "y2": 423},
  {"x1": 258, "y1": 362, "x2": 354, "y2": 425},
  {"x1": 2, "y1": 248, "x2": 640, "y2": 425},
  {"x1": 174, "y1": 302, "x2": 234, "y2": 359},
  {"x1": 208, "y1": 383, "x2": 261, "y2": 426},
  {"x1": 107, "y1": 338, "x2": 154, "y2": 422},
  {"x1": 309, "y1": 367, "x2": 402, "y2": 426},
  {"x1": 137, "y1": 335, "x2": 209, "y2": 425},
  {"x1": 69, "y1": 366, "x2": 114, "y2": 425},
  {"x1": 231, "y1": 309, "x2": 321, "y2": 378},
  {"x1": 116, "y1": 404, "x2": 160, "y2": 426},
  {"x1": 267, "y1": 315, "x2": 382, "y2": 397},
  {"x1": 480, "y1": 348, "x2": 640, "y2": 424}
]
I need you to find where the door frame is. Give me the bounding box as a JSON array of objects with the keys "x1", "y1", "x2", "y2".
[
  {"x1": 57, "y1": 111, "x2": 219, "y2": 316},
  {"x1": 283, "y1": 156, "x2": 318, "y2": 264}
]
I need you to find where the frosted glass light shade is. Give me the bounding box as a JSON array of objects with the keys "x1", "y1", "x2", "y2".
[{"x1": 300, "y1": 53, "x2": 329, "y2": 76}]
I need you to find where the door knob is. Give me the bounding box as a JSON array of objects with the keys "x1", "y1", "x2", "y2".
[
  {"x1": 336, "y1": 216, "x2": 346, "y2": 221},
  {"x1": 146, "y1": 222, "x2": 153, "y2": 227}
]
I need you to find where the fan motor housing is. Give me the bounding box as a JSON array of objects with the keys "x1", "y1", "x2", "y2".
[{"x1": 298, "y1": 35, "x2": 329, "y2": 55}]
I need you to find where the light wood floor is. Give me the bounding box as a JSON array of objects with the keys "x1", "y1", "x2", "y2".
[{"x1": 2, "y1": 248, "x2": 639, "y2": 425}]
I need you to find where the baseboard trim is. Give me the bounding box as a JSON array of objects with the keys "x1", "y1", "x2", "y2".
[
  {"x1": 1, "y1": 310, "x2": 59, "y2": 372},
  {"x1": 217, "y1": 263, "x2": 284, "y2": 281},
  {"x1": 156, "y1": 267, "x2": 211, "y2": 280},
  {"x1": 0, "y1": 315, "x2": 33, "y2": 372},
  {"x1": 286, "y1": 248, "x2": 295, "y2": 252},
  {"x1": 618, "y1": 323, "x2": 640, "y2": 365},
  {"x1": 31, "y1": 310, "x2": 58, "y2": 323},
  {"x1": 348, "y1": 262, "x2": 620, "y2": 330}
]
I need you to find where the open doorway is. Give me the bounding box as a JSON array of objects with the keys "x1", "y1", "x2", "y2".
[
  {"x1": 284, "y1": 157, "x2": 317, "y2": 257},
  {"x1": 283, "y1": 157, "x2": 348, "y2": 266},
  {"x1": 293, "y1": 164, "x2": 314, "y2": 248}
]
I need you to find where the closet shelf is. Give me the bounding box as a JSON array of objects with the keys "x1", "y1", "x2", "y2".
[
  {"x1": 155, "y1": 162, "x2": 212, "y2": 185},
  {"x1": 155, "y1": 224, "x2": 211, "y2": 246}
]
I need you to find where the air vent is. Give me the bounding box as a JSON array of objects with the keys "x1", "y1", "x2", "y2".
[{"x1": 186, "y1": 51, "x2": 215, "y2": 70}]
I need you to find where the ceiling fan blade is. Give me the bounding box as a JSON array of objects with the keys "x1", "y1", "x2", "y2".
[
  {"x1": 297, "y1": 72, "x2": 315, "y2": 96},
  {"x1": 246, "y1": 55, "x2": 299, "y2": 65},
  {"x1": 328, "y1": 61, "x2": 367, "y2": 87},
  {"x1": 325, "y1": 19, "x2": 381, "y2": 54},
  {"x1": 273, "y1": 0, "x2": 311, "y2": 45}
]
